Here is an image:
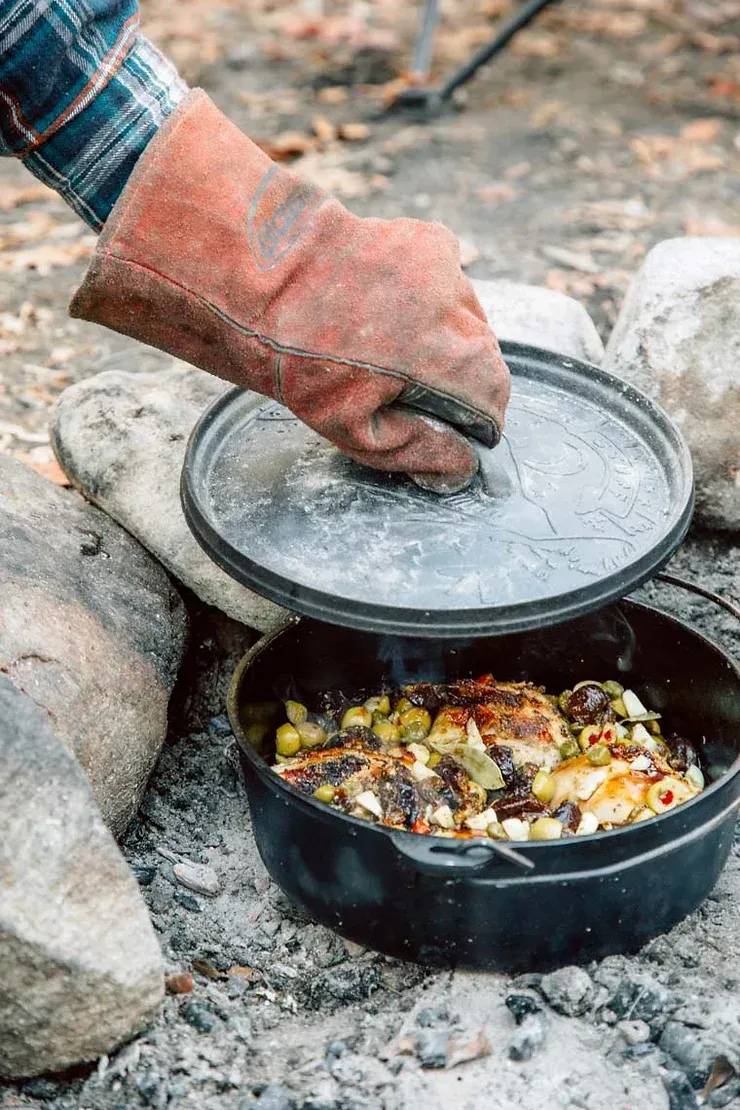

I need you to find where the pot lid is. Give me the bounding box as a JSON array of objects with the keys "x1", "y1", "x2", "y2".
[{"x1": 181, "y1": 342, "x2": 693, "y2": 638}]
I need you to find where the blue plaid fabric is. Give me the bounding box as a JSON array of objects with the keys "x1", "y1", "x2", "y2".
[{"x1": 0, "y1": 1, "x2": 187, "y2": 229}]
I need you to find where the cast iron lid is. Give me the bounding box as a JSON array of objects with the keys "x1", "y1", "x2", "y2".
[{"x1": 182, "y1": 342, "x2": 694, "y2": 638}]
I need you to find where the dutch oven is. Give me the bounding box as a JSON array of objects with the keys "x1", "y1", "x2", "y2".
[{"x1": 182, "y1": 342, "x2": 740, "y2": 970}]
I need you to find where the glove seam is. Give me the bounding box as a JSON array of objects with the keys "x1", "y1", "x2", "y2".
[{"x1": 88, "y1": 252, "x2": 502, "y2": 443}]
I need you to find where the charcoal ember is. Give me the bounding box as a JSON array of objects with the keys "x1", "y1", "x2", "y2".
[
  {"x1": 662, "y1": 1070, "x2": 700, "y2": 1110},
  {"x1": 509, "y1": 1012, "x2": 548, "y2": 1062},
  {"x1": 659, "y1": 1023, "x2": 734, "y2": 1089},
  {"x1": 505, "y1": 989, "x2": 544, "y2": 1023},
  {"x1": 552, "y1": 800, "x2": 582, "y2": 833},
  {"x1": 564, "y1": 684, "x2": 611, "y2": 726},
  {"x1": 608, "y1": 972, "x2": 673, "y2": 1033},
  {"x1": 666, "y1": 736, "x2": 700, "y2": 773},
  {"x1": 540, "y1": 966, "x2": 594, "y2": 1017}
]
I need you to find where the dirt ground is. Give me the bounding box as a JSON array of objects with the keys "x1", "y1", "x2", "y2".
[{"x1": 2, "y1": 2, "x2": 740, "y2": 1108}]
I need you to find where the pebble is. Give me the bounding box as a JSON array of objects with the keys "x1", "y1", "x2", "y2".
[
  {"x1": 509, "y1": 1012, "x2": 548, "y2": 1062},
  {"x1": 207, "y1": 713, "x2": 232, "y2": 739},
  {"x1": 174, "y1": 861, "x2": 221, "y2": 897},
  {"x1": 540, "y1": 966, "x2": 594, "y2": 1017},
  {"x1": 608, "y1": 973, "x2": 671, "y2": 1032},
  {"x1": 505, "y1": 989, "x2": 544, "y2": 1024},
  {"x1": 662, "y1": 1070, "x2": 700, "y2": 1110},
  {"x1": 617, "y1": 1020, "x2": 651, "y2": 1046},
  {"x1": 183, "y1": 1001, "x2": 216, "y2": 1034},
  {"x1": 415, "y1": 1029, "x2": 450, "y2": 1069},
  {"x1": 174, "y1": 890, "x2": 201, "y2": 913},
  {"x1": 165, "y1": 972, "x2": 194, "y2": 995}
]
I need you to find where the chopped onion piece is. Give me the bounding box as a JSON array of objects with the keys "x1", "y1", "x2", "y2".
[
  {"x1": 502, "y1": 818, "x2": 530, "y2": 842},
  {"x1": 465, "y1": 807, "x2": 499, "y2": 831},
  {"x1": 630, "y1": 723, "x2": 652, "y2": 747},
  {"x1": 355, "y1": 791, "x2": 383, "y2": 819},
  {"x1": 622, "y1": 689, "x2": 648, "y2": 718},
  {"x1": 431, "y1": 805, "x2": 455, "y2": 829},
  {"x1": 576, "y1": 812, "x2": 599, "y2": 836},
  {"x1": 630, "y1": 754, "x2": 651, "y2": 772},
  {"x1": 411, "y1": 760, "x2": 439, "y2": 783},
  {"x1": 686, "y1": 765, "x2": 705, "y2": 791},
  {"x1": 407, "y1": 742, "x2": 430, "y2": 764}
]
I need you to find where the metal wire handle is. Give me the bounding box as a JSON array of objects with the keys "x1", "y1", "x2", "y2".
[{"x1": 655, "y1": 572, "x2": 740, "y2": 625}]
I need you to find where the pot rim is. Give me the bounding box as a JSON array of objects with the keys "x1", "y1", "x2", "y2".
[{"x1": 227, "y1": 600, "x2": 740, "y2": 855}]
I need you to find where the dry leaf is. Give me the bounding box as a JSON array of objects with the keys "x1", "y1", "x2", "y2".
[
  {"x1": 18, "y1": 456, "x2": 71, "y2": 487},
  {"x1": 317, "y1": 86, "x2": 349, "y2": 104},
  {"x1": 530, "y1": 100, "x2": 567, "y2": 129},
  {"x1": 227, "y1": 965, "x2": 262, "y2": 982},
  {"x1": 446, "y1": 1027, "x2": 493, "y2": 1069},
  {"x1": 0, "y1": 182, "x2": 57, "y2": 211},
  {"x1": 511, "y1": 31, "x2": 560, "y2": 58},
  {"x1": 311, "y1": 115, "x2": 337, "y2": 144},
  {"x1": 681, "y1": 117, "x2": 722, "y2": 142},
  {"x1": 339, "y1": 122, "x2": 370, "y2": 142},
  {"x1": 683, "y1": 216, "x2": 740, "y2": 236},
  {"x1": 191, "y1": 959, "x2": 225, "y2": 981},
  {"x1": 459, "y1": 240, "x2": 481, "y2": 269},
  {"x1": 255, "y1": 131, "x2": 316, "y2": 161},
  {"x1": 702, "y1": 1056, "x2": 736, "y2": 1098},
  {"x1": 541, "y1": 245, "x2": 600, "y2": 273},
  {"x1": 477, "y1": 182, "x2": 518, "y2": 204},
  {"x1": 0, "y1": 240, "x2": 94, "y2": 275}
]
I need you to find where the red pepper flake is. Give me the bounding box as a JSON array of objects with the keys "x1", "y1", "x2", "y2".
[{"x1": 412, "y1": 818, "x2": 431, "y2": 834}]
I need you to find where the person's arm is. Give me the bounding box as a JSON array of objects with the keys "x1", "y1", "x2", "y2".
[
  {"x1": 0, "y1": 0, "x2": 186, "y2": 229},
  {"x1": 2, "y1": 2, "x2": 510, "y2": 491}
]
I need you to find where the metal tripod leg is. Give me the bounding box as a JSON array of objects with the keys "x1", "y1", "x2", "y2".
[{"x1": 391, "y1": 0, "x2": 564, "y2": 116}]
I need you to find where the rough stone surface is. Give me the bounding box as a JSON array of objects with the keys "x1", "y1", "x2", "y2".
[
  {"x1": 51, "y1": 364, "x2": 289, "y2": 633},
  {"x1": 0, "y1": 675, "x2": 163, "y2": 1078},
  {"x1": 0, "y1": 455, "x2": 187, "y2": 835},
  {"x1": 470, "y1": 278, "x2": 605, "y2": 363},
  {"x1": 540, "y1": 966, "x2": 594, "y2": 1017},
  {"x1": 603, "y1": 238, "x2": 740, "y2": 531}
]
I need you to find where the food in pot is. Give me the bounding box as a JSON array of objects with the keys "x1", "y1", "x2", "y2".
[{"x1": 271, "y1": 676, "x2": 705, "y2": 841}]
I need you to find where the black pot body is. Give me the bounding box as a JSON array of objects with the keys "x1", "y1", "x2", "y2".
[{"x1": 229, "y1": 602, "x2": 740, "y2": 971}]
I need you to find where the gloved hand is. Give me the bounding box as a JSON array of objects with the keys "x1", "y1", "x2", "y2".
[{"x1": 71, "y1": 90, "x2": 511, "y2": 492}]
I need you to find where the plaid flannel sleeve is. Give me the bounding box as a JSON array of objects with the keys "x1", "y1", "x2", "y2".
[{"x1": 0, "y1": 0, "x2": 188, "y2": 230}]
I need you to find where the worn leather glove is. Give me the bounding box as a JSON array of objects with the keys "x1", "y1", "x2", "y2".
[{"x1": 71, "y1": 90, "x2": 511, "y2": 492}]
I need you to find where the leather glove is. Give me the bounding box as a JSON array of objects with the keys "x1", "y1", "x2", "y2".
[{"x1": 71, "y1": 90, "x2": 511, "y2": 492}]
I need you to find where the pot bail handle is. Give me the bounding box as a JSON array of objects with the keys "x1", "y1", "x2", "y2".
[
  {"x1": 655, "y1": 573, "x2": 740, "y2": 623},
  {"x1": 387, "y1": 830, "x2": 534, "y2": 875}
]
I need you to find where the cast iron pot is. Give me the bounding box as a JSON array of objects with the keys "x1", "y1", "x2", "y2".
[{"x1": 228, "y1": 579, "x2": 740, "y2": 971}]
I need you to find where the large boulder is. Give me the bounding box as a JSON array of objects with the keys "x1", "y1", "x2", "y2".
[
  {"x1": 0, "y1": 675, "x2": 163, "y2": 1077},
  {"x1": 470, "y1": 278, "x2": 604, "y2": 364},
  {"x1": 603, "y1": 238, "x2": 740, "y2": 531},
  {"x1": 0, "y1": 455, "x2": 187, "y2": 835},
  {"x1": 52, "y1": 364, "x2": 287, "y2": 632}
]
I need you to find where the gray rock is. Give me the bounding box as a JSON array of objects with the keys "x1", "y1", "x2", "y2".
[
  {"x1": 607, "y1": 972, "x2": 672, "y2": 1033},
  {"x1": 0, "y1": 455, "x2": 187, "y2": 835},
  {"x1": 660, "y1": 1022, "x2": 738, "y2": 1089},
  {"x1": 0, "y1": 676, "x2": 163, "y2": 1077},
  {"x1": 415, "y1": 1029, "x2": 450, "y2": 1069},
  {"x1": 603, "y1": 238, "x2": 740, "y2": 530},
  {"x1": 508, "y1": 1011, "x2": 548, "y2": 1062},
  {"x1": 470, "y1": 278, "x2": 605, "y2": 363},
  {"x1": 183, "y1": 1001, "x2": 215, "y2": 1033},
  {"x1": 51, "y1": 364, "x2": 288, "y2": 632},
  {"x1": 173, "y1": 861, "x2": 221, "y2": 897},
  {"x1": 540, "y1": 966, "x2": 594, "y2": 1017},
  {"x1": 662, "y1": 1070, "x2": 700, "y2": 1110}
]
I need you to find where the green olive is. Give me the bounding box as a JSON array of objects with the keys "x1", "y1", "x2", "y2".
[
  {"x1": 313, "y1": 784, "x2": 335, "y2": 804},
  {"x1": 365, "y1": 695, "x2": 391, "y2": 716},
  {"x1": 648, "y1": 718, "x2": 662, "y2": 736},
  {"x1": 610, "y1": 696, "x2": 628, "y2": 718},
  {"x1": 602, "y1": 680, "x2": 625, "y2": 700},
  {"x1": 586, "y1": 744, "x2": 611, "y2": 766},
  {"x1": 372, "y1": 719, "x2": 402, "y2": 744},
  {"x1": 532, "y1": 769, "x2": 556, "y2": 804},
  {"x1": 297, "y1": 721, "x2": 327, "y2": 748},
  {"x1": 529, "y1": 817, "x2": 563, "y2": 841},
  {"x1": 285, "y1": 700, "x2": 308, "y2": 727},
  {"x1": 646, "y1": 777, "x2": 682, "y2": 814},
  {"x1": 399, "y1": 707, "x2": 432, "y2": 736},
  {"x1": 395, "y1": 697, "x2": 413, "y2": 715},
  {"x1": 578, "y1": 724, "x2": 602, "y2": 751},
  {"x1": 403, "y1": 721, "x2": 429, "y2": 744},
  {"x1": 275, "y1": 723, "x2": 301, "y2": 757},
  {"x1": 341, "y1": 706, "x2": 372, "y2": 730},
  {"x1": 558, "y1": 690, "x2": 573, "y2": 714},
  {"x1": 559, "y1": 737, "x2": 580, "y2": 761},
  {"x1": 427, "y1": 751, "x2": 442, "y2": 769}
]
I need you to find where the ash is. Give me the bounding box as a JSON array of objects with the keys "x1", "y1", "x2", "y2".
[{"x1": 5, "y1": 531, "x2": 740, "y2": 1110}]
